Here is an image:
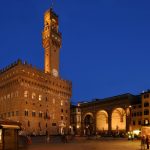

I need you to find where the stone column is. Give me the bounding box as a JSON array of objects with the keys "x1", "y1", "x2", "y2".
[{"x1": 108, "y1": 112, "x2": 112, "y2": 134}]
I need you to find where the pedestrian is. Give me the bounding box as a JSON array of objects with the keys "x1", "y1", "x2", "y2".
[
  {"x1": 146, "y1": 135, "x2": 149, "y2": 149},
  {"x1": 46, "y1": 135, "x2": 50, "y2": 143},
  {"x1": 141, "y1": 136, "x2": 146, "y2": 150},
  {"x1": 27, "y1": 135, "x2": 32, "y2": 145},
  {"x1": 131, "y1": 133, "x2": 134, "y2": 141}
]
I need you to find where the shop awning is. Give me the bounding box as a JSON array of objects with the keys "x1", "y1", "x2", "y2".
[{"x1": 1, "y1": 124, "x2": 20, "y2": 129}]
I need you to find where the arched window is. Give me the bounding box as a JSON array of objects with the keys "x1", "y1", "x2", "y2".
[
  {"x1": 32, "y1": 111, "x2": 36, "y2": 117},
  {"x1": 39, "y1": 95, "x2": 42, "y2": 101},
  {"x1": 61, "y1": 100, "x2": 63, "y2": 106},
  {"x1": 25, "y1": 109, "x2": 28, "y2": 116},
  {"x1": 24, "y1": 91, "x2": 29, "y2": 98},
  {"x1": 32, "y1": 93, "x2": 36, "y2": 99}
]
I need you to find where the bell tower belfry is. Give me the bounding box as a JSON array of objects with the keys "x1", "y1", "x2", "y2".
[{"x1": 42, "y1": 8, "x2": 62, "y2": 77}]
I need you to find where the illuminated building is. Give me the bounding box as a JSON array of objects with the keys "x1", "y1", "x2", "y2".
[
  {"x1": 71, "y1": 91, "x2": 150, "y2": 135},
  {"x1": 70, "y1": 104, "x2": 81, "y2": 135},
  {"x1": 0, "y1": 8, "x2": 72, "y2": 135}
]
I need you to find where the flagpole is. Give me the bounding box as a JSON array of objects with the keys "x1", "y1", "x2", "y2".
[{"x1": 50, "y1": 0, "x2": 54, "y2": 9}]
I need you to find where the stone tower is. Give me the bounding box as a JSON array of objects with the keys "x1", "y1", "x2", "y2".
[{"x1": 42, "y1": 9, "x2": 62, "y2": 77}]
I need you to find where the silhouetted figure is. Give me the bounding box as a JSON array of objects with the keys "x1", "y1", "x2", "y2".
[
  {"x1": 146, "y1": 136, "x2": 149, "y2": 149},
  {"x1": 141, "y1": 136, "x2": 146, "y2": 150}
]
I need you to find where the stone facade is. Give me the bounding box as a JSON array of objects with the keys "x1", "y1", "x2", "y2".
[{"x1": 0, "y1": 8, "x2": 72, "y2": 135}]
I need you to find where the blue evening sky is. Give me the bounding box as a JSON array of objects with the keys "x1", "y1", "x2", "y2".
[{"x1": 0, "y1": 0, "x2": 150, "y2": 103}]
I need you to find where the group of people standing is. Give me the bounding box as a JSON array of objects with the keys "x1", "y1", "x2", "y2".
[{"x1": 141, "y1": 135, "x2": 150, "y2": 150}]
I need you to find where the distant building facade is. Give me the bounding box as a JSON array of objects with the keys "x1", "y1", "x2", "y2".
[
  {"x1": 0, "y1": 8, "x2": 72, "y2": 135},
  {"x1": 71, "y1": 91, "x2": 150, "y2": 135},
  {"x1": 70, "y1": 105, "x2": 81, "y2": 135}
]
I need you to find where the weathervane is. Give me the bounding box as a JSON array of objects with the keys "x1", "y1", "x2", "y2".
[{"x1": 50, "y1": 0, "x2": 54, "y2": 9}]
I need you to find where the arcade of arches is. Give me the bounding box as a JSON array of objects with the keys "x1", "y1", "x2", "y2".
[{"x1": 83, "y1": 107, "x2": 130, "y2": 134}]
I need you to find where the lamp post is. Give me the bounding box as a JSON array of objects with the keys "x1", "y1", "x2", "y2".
[{"x1": 129, "y1": 105, "x2": 132, "y2": 132}]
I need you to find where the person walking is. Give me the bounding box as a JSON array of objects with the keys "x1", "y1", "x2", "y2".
[
  {"x1": 146, "y1": 135, "x2": 149, "y2": 149},
  {"x1": 141, "y1": 136, "x2": 146, "y2": 150},
  {"x1": 46, "y1": 135, "x2": 50, "y2": 143}
]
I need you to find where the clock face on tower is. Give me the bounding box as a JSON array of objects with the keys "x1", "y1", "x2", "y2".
[{"x1": 52, "y1": 68, "x2": 58, "y2": 77}]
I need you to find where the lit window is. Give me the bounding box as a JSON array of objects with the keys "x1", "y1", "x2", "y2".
[
  {"x1": 24, "y1": 91, "x2": 28, "y2": 98},
  {"x1": 144, "y1": 119, "x2": 149, "y2": 125},
  {"x1": 61, "y1": 100, "x2": 63, "y2": 106},
  {"x1": 39, "y1": 95, "x2": 42, "y2": 101},
  {"x1": 32, "y1": 93, "x2": 36, "y2": 99}
]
